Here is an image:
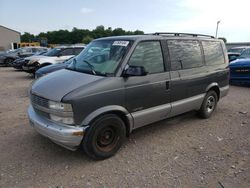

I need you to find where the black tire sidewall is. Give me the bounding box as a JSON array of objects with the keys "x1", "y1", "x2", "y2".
[
  {"x1": 83, "y1": 114, "x2": 126, "y2": 160},
  {"x1": 4, "y1": 58, "x2": 14, "y2": 66},
  {"x1": 199, "y1": 91, "x2": 218, "y2": 118}
]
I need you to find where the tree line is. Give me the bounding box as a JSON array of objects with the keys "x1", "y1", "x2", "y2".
[{"x1": 21, "y1": 25, "x2": 144, "y2": 45}]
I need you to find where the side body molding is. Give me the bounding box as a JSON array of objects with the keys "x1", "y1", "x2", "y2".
[{"x1": 81, "y1": 105, "x2": 134, "y2": 133}]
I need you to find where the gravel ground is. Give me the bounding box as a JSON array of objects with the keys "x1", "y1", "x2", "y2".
[{"x1": 0, "y1": 67, "x2": 249, "y2": 188}]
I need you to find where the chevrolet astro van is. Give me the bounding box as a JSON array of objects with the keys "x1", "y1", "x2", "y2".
[{"x1": 28, "y1": 33, "x2": 229, "y2": 160}]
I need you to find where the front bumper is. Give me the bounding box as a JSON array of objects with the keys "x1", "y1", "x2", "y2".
[
  {"x1": 22, "y1": 65, "x2": 36, "y2": 71},
  {"x1": 34, "y1": 72, "x2": 45, "y2": 79},
  {"x1": 28, "y1": 105, "x2": 86, "y2": 151},
  {"x1": 230, "y1": 76, "x2": 250, "y2": 85}
]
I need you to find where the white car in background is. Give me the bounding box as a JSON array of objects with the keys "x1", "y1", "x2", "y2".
[{"x1": 22, "y1": 45, "x2": 85, "y2": 73}]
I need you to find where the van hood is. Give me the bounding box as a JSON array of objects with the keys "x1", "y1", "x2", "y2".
[
  {"x1": 230, "y1": 58, "x2": 250, "y2": 67},
  {"x1": 31, "y1": 69, "x2": 104, "y2": 102},
  {"x1": 25, "y1": 55, "x2": 46, "y2": 60}
]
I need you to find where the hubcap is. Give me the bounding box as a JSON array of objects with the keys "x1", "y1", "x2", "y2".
[
  {"x1": 206, "y1": 96, "x2": 215, "y2": 113},
  {"x1": 96, "y1": 126, "x2": 119, "y2": 152}
]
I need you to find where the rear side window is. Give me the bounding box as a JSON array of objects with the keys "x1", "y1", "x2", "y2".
[
  {"x1": 168, "y1": 40, "x2": 203, "y2": 70},
  {"x1": 60, "y1": 48, "x2": 74, "y2": 56},
  {"x1": 128, "y1": 41, "x2": 164, "y2": 74},
  {"x1": 202, "y1": 41, "x2": 225, "y2": 65},
  {"x1": 74, "y1": 48, "x2": 83, "y2": 55}
]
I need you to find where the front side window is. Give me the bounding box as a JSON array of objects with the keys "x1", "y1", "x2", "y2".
[
  {"x1": 44, "y1": 48, "x2": 61, "y2": 56},
  {"x1": 128, "y1": 41, "x2": 164, "y2": 74},
  {"x1": 168, "y1": 40, "x2": 203, "y2": 70},
  {"x1": 202, "y1": 41, "x2": 225, "y2": 65},
  {"x1": 67, "y1": 40, "x2": 131, "y2": 76}
]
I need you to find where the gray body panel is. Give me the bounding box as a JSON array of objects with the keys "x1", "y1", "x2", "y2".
[{"x1": 31, "y1": 69, "x2": 104, "y2": 101}]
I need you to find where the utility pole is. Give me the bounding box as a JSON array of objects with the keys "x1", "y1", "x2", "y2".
[{"x1": 215, "y1": 20, "x2": 221, "y2": 38}]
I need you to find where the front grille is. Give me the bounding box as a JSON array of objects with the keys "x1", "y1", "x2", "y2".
[
  {"x1": 23, "y1": 60, "x2": 30, "y2": 66},
  {"x1": 34, "y1": 108, "x2": 50, "y2": 119},
  {"x1": 30, "y1": 94, "x2": 49, "y2": 108},
  {"x1": 231, "y1": 67, "x2": 250, "y2": 75}
]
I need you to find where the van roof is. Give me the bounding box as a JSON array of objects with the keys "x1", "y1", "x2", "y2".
[{"x1": 94, "y1": 33, "x2": 220, "y2": 42}]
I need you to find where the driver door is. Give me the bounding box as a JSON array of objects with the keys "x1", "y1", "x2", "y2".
[{"x1": 124, "y1": 41, "x2": 171, "y2": 129}]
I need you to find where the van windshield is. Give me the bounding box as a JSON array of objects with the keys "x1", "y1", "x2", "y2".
[
  {"x1": 66, "y1": 40, "x2": 131, "y2": 76},
  {"x1": 238, "y1": 49, "x2": 250, "y2": 59}
]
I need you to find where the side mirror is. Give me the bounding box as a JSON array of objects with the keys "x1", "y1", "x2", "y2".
[
  {"x1": 229, "y1": 56, "x2": 237, "y2": 62},
  {"x1": 123, "y1": 65, "x2": 148, "y2": 77}
]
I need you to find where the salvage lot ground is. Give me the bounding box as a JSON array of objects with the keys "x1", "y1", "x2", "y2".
[{"x1": 0, "y1": 67, "x2": 249, "y2": 188}]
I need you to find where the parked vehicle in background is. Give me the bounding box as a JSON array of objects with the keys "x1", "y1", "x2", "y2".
[
  {"x1": 22, "y1": 46, "x2": 84, "y2": 73},
  {"x1": 12, "y1": 51, "x2": 48, "y2": 70},
  {"x1": 228, "y1": 46, "x2": 249, "y2": 54},
  {"x1": 0, "y1": 47, "x2": 48, "y2": 66},
  {"x1": 228, "y1": 52, "x2": 240, "y2": 62},
  {"x1": 229, "y1": 48, "x2": 250, "y2": 85},
  {"x1": 28, "y1": 33, "x2": 229, "y2": 160},
  {"x1": 35, "y1": 57, "x2": 74, "y2": 78}
]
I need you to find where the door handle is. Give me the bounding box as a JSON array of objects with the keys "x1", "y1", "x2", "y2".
[{"x1": 166, "y1": 81, "x2": 170, "y2": 90}]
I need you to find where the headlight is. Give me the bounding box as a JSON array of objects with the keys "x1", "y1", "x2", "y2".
[
  {"x1": 28, "y1": 59, "x2": 39, "y2": 65},
  {"x1": 48, "y1": 101, "x2": 72, "y2": 111},
  {"x1": 48, "y1": 101, "x2": 74, "y2": 124},
  {"x1": 49, "y1": 114, "x2": 74, "y2": 125}
]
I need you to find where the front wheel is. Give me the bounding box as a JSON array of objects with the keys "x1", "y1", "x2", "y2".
[
  {"x1": 198, "y1": 90, "x2": 218, "y2": 119},
  {"x1": 83, "y1": 114, "x2": 126, "y2": 160}
]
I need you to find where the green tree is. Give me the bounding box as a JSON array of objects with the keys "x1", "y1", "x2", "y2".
[
  {"x1": 82, "y1": 35, "x2": 93, "y2": 44},
  {"x1": 21, "y1": 32, "x2": 35, "y2": 42},
  {"x1": 21, "y1": 26, "x2": 145, "y2": 44}
]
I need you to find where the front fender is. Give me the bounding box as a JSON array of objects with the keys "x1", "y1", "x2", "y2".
[{"x1": 81, "y1": 105, "x2": 133, "y2": 133}]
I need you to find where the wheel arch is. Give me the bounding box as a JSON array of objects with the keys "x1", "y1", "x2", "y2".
[
  {"x1": 206, "y1": 83, "x2": 220, "y2": 100},
  {"x1": 39, "y1": 62, "x2": 52, "y2": 67},
  {"x1": 81, "y1": 105, "x2": 133, "y2": 136}
]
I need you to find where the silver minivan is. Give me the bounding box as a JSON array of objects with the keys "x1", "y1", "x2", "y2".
[{"x1": 28, "y1": 33, "x2": 229, "y2": 159}]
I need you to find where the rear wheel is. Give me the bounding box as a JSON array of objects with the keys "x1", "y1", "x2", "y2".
[
  {"x1": 4, "y1": 58, "x2": 14, "y2": 66},
  {"x1": 198, "y1": 90, "x2": 218, "y2": 118},
  {"x1": 83, "y1": 114, "x2": 126, "y2": 160}
]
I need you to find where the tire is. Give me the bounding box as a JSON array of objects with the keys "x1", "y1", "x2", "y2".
[
  {"x1": 83, "y1": 114, "x2": 126, "y2": 160},
  {"x1": 4, "y1": 58, "x2": 14, "y2": 66},
  {"x1": 198, "y1": 90, "x2": 218, "y2": 119}
]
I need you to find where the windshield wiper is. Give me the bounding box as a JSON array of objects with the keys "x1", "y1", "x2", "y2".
[{"x1": 82, "y1": 60, "x2": 96, "y2": 75}]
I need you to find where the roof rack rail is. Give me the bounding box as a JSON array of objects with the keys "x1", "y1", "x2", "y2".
[{"x1": 153, "y1": 32, "x2": 215, "y2": 38}]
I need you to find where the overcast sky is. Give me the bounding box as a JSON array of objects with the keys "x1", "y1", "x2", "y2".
[{"x1": 0, "y1": 0, "x2": 249, "y2": 42}]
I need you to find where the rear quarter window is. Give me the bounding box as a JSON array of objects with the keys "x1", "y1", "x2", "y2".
[
  {"x1": 167, "y1": 40, "x2": 203, "y2": 70},
  {"x1": 60, "y1": 48, "x2": 74, "y2": 56},
  {"x1": 74, "y1": 48, "x2": 84, "y2": 55},
  {"x1": 202, "y1": 41, "x2": 225, "y2": 65}
]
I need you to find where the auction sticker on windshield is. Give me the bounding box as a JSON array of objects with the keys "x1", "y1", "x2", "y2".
[{"x1": 112, "y1": 41, "x2": 129, "y2": 46}]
